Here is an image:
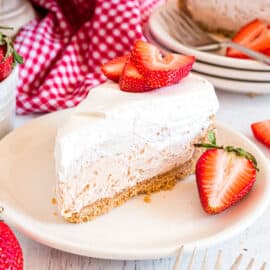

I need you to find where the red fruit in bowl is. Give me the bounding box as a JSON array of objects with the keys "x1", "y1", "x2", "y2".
[
  {"x1": 226, "y1": 19, "x2": 270, "y2": 59},
  {"x1": 0, "y1": 28, "x2": 24, "y2": 82},
  {"x1": 0, "y1": 208, "x2": 23, "y2": 269},
  {"x1": 131, "y1": 40, "x2": 195, "y2": 88},
  {"x1": 195, "y1": 131, "x2": 258, "y2": 214},
  {"x1": 0, "y1": 46, "x2": 13, "y2": 81}
]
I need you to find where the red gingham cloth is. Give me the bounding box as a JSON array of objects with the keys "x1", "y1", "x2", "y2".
[{"x1": 14, "y1": 0, "x2": 165, "y2": 114}]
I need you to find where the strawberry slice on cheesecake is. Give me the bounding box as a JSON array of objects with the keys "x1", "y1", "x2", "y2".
[{"x1": 101, "y1": 40, "x2": 195, "y2": 92}]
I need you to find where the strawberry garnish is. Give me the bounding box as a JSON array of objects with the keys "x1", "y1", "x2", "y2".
[
  {"x1": 131, "y1": 40, "x2": 195, "y2": 88},
  {"x1": 119, "y1": 58, "x2": 152, "y2": 92},
  {"x1": 101, "y1": 55, "x2": 129, "y2": 82},
  {"x1": 226, "y1": 19, "x2": 270, "y2": 59},
  {"x1": 0, "y1": 208, "x2": 23, "y2": 269},
  {"x1": 101, "y1": 41, "x2": 195, "y2": 91},
  {"x1": 251, "y1": 120, "x2": 270, "y2": 147},
  {"x1": 195, "y1": 131, "x2": 258, "y2": 214},
  {"x1": 0, "y1": 27, "x2": 23, "y2": 81}
]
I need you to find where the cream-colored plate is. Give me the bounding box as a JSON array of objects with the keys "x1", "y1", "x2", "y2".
[{"x1": 0, "y1": 111, "x2": 270, "y2": 260}]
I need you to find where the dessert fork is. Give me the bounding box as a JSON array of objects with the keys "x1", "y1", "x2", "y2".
[
  {"x1": 173, "y1": 246, "x2": 267, "y2": 270},
  {"x1": 159, "y1": 7, "x2": 270, "y2": 65}
]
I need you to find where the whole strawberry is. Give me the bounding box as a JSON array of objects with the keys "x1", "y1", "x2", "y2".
[
  {"x1": 0, "y1": 208, "x2": 23, "y2": 270},
  {"x1": 0, "y1": 26, "x2": 23, "y2": 82}
]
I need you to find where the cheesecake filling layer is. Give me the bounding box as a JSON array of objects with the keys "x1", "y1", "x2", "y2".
[{"x1": 55, "y1": 75, "x2": 219, "y2": 217}]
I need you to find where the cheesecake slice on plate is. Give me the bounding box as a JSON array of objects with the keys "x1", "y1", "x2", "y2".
[{"x1": 54, "y1": 74, "x2": 219, "y2": 223}]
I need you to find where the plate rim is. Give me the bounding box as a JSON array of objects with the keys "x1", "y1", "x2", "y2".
[
  {"x1": 193, "y1": 62, "x2": 270, "y2": 82},
  {"x1": 1, "y1": 111, "x2": 270, "y2": 260},
  {"x1": 190, "y1": 71, "x2": 270, "y2": 94},
  {"x1": 149, "y1": 1, "x2": 270, "y2": 71}
]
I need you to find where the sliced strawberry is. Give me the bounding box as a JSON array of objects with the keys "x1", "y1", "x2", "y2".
[
  {"x1": 119, "y1": 58, "x2": 152, "y2": 92},
  {"x1": 101, "y1": 55, "x2": 129, "y2": 82},
  {"x1": 226, "y1": 19, "x2": 270, "y2": 59},
  {"x1": 131, "y1": 40, "x2": 195, "y2": 88},
  {"x1": 195, "y1": 131, "x2": 258, "y2": 215},
  {"x1": 196, "y1": 148, "x2": 256, "y2": 214},
  {"x1": 251, "y1": 120, "x2": 270, "y2": 147}
]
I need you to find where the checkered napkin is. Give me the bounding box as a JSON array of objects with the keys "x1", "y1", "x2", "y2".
[{"x1": 14, "y1": 0, "x2": 165, "y2": 114}]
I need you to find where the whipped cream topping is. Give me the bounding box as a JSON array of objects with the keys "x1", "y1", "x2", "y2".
[{"x1": 55, "y1": 74, "x2": 219, "y2": 216}]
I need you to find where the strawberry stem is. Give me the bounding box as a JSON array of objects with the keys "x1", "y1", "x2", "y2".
[
  {"x1": 195, "y1": 130, "x2": 259, "y2": 171},
  {"x1": 0, "y1": 30, "x2": 23, "y2": 64},
  {"x1": 0, "y1": 26, "x2": 13, "y2": 30}
]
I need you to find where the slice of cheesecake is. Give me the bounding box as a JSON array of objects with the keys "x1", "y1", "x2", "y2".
[
  {"x1": 180, "y1": 0, "x2": 270, "y2": 35},
  {"x1": 54, "y1": 74, "x2": 219, "y2": 223}
]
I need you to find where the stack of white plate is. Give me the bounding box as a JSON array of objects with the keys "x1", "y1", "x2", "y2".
[{"x1": 146, "y1": 0, "x2": 270, "y2": 94}]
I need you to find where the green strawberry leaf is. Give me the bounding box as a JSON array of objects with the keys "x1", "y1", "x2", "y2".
[
  {"x1": 195, "y1": 130, "x2": 259, "y2": 171},
  {"x1": 0, "y1": 26, "x2": 13, "y2": 30},
  {"x1": 208, "y1": 130, "x2": 216, "y2": 145},
  {"x1": 225, "y1": 146, "x2": 259, "y2": 171},
  {"x1": 0, "y1": 29, "x2": 23, "y2": 65},
  {"x1": 13, "y1": 50, "x2": 24, "y2": 64}
]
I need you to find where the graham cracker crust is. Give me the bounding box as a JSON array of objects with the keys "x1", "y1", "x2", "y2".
[{"x1": 65, "y1": 129, "x2": 211, "y2": 223}]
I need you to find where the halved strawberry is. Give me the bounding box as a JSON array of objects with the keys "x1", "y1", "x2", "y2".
[
  {"x1": 101, "y1": 55, "x2": 129, "y2": 82},
  {"x1": 195, "y1": 131, "x2": 258, "y2": 214},
  {"x1": 131, "y1": 40, "x2": 195, "y2": 88},
  {"x1": 226, "y1": 19, "x2": 270, "y2": 59},
  {"x1": 119, "y1": 58, "x2": 152, "y2": 92},
  {"x1": 251, "y1": 120, "x2": 270, "y2": 147},
  {"x1": 0, "y1": 208, "x2": 23, "y2": 269}
]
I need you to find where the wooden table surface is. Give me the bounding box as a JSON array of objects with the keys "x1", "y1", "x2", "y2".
[{"x1": 10, "y1": 89, "x2": 270, "y2": 269}]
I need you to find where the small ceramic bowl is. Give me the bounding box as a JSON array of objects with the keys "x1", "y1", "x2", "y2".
[{"x1": 0, "y1": 65, "x2": 18, "y2": 139}]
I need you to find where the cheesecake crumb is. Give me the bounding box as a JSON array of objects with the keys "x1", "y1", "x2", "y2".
[
  {"x1": 144, "y1": 194, "x2": 152, "y2": 203},
  {"x1": 51, "y1": 197, "x2": 57, "y2": 205},
  {"x1": 246, "y1": 92, "x2": 258, "y2": 97}
]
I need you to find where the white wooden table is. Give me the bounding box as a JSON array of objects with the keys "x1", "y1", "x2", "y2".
[{"x1": 11, "y1": 89, "x2": 270, "y2": 269}]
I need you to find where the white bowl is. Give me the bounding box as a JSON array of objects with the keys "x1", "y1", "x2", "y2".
[
  {"x1": 0, "y1": 65, "x2": 18, "y2": 139},
  {"x1": 0, "y1": 0, "x2": 36, "y2": 38}
]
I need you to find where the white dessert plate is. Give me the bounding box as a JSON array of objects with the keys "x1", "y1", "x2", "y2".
[
  {"x1": 191, "y1": 71, "x2": 270, "y2": 94},
  {"x1": 149, "y1": 0, "x2": 270, "y2": 71},
  {"x1": 0, "y1": 111, "x2": 270, "y2": 260},
  {"x1": 193, "y1": 62, "x2": 270, "y2": 82}
]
